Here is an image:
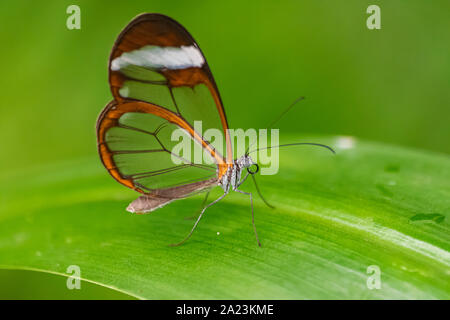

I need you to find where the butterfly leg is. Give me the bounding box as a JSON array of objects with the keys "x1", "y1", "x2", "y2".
[
  {"x1": 238, "y1": 171, "x2": 274, "y2": 209},
  {"x1": 170, "y1": 191, "x2": 228, "y2": 247},
  {"x1": 237, "y1": 171, "x2": 249, "y2": 187},
  {"x1": 250, "y1": 174, "x2": 275, "y2": 209},
  {"x1": 235, "y1": 189, "x2": 261, "y2": 247},
  {"x1": 184, "y1": 191, "x2": 210, "y2": 220}
]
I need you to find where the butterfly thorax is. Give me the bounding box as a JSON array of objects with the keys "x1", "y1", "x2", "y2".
[{"x1": 219, "y1": 155, "x2": 255, "y2": 192}]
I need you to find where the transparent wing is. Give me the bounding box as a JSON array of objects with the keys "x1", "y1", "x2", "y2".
[
  {"x1": 97, "y1": 100, "x2": 218, "y2": 193},
  {"x1": 109, "y1": 13, "x2": 232, "y2": 164},
  {"x1": 97, "y1": 14, "x2": 234, "y2": 195}
]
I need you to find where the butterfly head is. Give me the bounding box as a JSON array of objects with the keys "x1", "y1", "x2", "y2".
[{"x1": 236, "y1": 155, "x2": 259, "y2": 175}]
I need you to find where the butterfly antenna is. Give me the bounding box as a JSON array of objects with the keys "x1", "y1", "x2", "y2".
[
  {"x1": 248, "y1": 142, "x2": 336, "y2": 155},
  {"x1": 266, "y1": 96, "x2": 305, "y2": 129},
  {"x1": 251, "y1": 174, "x2": 275, "y2": 209},
  {"x1": 245, "y1": 96, "x2": 305, "y2": 155}
]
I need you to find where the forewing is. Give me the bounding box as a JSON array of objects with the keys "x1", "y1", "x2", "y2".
[{"x1": 109, "y1": 13, "x2": 232, "y2": 163}]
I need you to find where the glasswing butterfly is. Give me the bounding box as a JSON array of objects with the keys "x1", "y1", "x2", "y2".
[{"x1": 96, "y1": 13, "x2": 334, "y2": 246}]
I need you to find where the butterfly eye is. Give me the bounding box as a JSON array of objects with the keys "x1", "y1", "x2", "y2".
[{"x1": 247, "y1": 163, "x2": 259, "y2": 175}]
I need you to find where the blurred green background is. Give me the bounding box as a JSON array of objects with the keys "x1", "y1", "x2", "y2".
[
  {"x1": 0, "y1": 0, "x2": 449, "y2": 298},
  {"x1": 1, "y1": 0, "x2": 449, "y2": 174}
]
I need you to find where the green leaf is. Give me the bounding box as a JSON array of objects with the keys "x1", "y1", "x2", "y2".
[{"x1": 0, "y1": 136, "x2": 449, "y2": 299}]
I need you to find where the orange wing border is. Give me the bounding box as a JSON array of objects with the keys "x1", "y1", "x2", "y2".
[
  {"x1": 108, "y1": 13, "x2": 233, "y2": 163},
  {"x1": 96, "y1": 99, "x2": 229, "y2": 193}
]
